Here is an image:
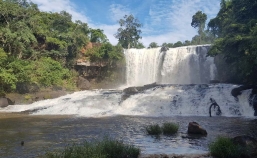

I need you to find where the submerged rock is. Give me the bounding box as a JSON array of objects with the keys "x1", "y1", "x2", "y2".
[{"x1": 187, "y1": 122, "x2": 207, "y2": 135}]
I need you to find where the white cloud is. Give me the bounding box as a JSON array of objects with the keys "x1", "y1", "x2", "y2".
[
  {"x1": 141, "y1": 0, "x2": 220, "y2": 46},
  {"x1": 109, "y1": 4, "x2": 131, "y2": 22}
]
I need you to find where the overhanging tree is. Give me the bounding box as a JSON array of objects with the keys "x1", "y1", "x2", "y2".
[{"x1": 115, "y1": 14, "x2": 142, "y2": 49}]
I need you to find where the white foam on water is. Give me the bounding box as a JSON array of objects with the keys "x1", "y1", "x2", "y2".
[{"x1": 0, "y1": 84, "x2": 254, "y2": 117}]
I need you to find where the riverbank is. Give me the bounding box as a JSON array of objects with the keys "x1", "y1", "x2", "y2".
[
  {"x1": 139, "y1": 153, "x2": 211, "y2": 158},
  {"x1": 5, "y1": 88, "x2": 72, "y2": 105}
]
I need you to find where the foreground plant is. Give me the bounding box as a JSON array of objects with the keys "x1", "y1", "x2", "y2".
[
  {"x1": 162, "y1": 122, "x2": 179, "y2": 135},
  {"x1": 209, "y1": 136, "x2": 246, "y2": 158},
  {"x1": 145, "y1": 124, "x2": 162, "y2": 135},
  {"x1": 44, "y1": 137, "x2": 140, "y2": 158}
]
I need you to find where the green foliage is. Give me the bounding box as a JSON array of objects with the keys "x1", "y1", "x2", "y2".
[
  {"x1": 0, "y1": 68, "x2": 18, "y2": 91},
  {"x1": 207, "y1": 0, "x2": 257, "y2": 85},
  {"x1": 24, "y1": 94, "x2": 32, "y2": 100},
  {"x1": 191, "y1": 11, "x2": 207, "y2": 44},
  {"x1": 135, "y1": 42, "x2": 145, "y2": 49},
  {"x1": 115, "y1": 14, "x2": 142, "y2": 49},
  {"x1": 148, "y1": 42, "x2": 158, "y2": 48},
  {"x1": 173, "y1": 41, "x2": 183, "y2": 47},
  {"x1": 90, "y1": 29, "x2": 108, "y2": 43},
  {"x1": 0, "y1": 0, "x2": 90, "y2": 63},
  {"x1": 209, "y1": 136, "x2": 246, "y2": 158},
  {"x1": 0, "y1": 0, "x2": 124, "y2": 93},
  {"x1": 145, "y1": 124, "x2": 162, "y2": 135},
  {"x1": 191, "y1": 11, "x2": 207, "y2": 32},
  {"x1": 30, "y1": 57, "x2": 71, "y2": 87},
  {"x1": 44, "y1": 137, "x2": 140, "y2": 158},
  {"x1": 85, "y1": 43, "x2": 124, "y2": 63},
  {"x1": 162, "y1": 42, "x2": 174, "y2": 48},
  {"x1": 162, "y1": 122, "x2": 179, "y2": 135}
]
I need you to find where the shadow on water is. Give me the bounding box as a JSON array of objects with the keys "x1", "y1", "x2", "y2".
[{"x1": 0, "y1": 113, "x2": 257, "y2": 157}]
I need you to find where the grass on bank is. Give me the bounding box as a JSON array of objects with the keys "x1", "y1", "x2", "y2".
[
  {"x1": 145, "y1": 124, "x2": 162, "y2": 135},
  {"x1": 43, "y1": 137, "x2": 140, "y2": 158},
  {"x1": 162, "y1": 122, "x2": 179, "y2": 135},
  {"x1": 209, "y1": 136, "x2": 247, "y2": 158},
  {"x1": 145, "y1": 122, "x2": 179, "y2": 136}
]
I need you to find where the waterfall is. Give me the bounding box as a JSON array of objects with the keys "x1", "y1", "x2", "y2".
[
  {"x1": 124, "y1": 45, "x2": 217, "y2": 86},
  {"x1": 0, "y1": 45, "x2": 254, "y2": 117},
  {"x1": 0, "y1": 84, "x2": 254, "y2": 117}
]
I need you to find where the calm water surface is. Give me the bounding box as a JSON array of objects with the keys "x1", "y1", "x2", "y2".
[{"x1": 0, "y1": 113, "x2": 257, "y2": 158}]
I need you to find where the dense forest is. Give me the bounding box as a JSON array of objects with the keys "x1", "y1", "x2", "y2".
[
  {"x1": 0, "y1": 0, "x2": 123, "y2": 95},
  {"x1": 0, "y1": 0, "x2": 257, "y2": 95},
  {"x1": 207, "y1": 0, "x2": 257, "y2": 85}
]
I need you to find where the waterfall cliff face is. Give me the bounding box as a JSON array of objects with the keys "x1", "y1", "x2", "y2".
[{"x1": 124, "y1": 45, "x2": 217, "y2": 86}]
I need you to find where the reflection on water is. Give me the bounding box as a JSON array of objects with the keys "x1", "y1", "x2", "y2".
[{"x1": 0, "y1": 113, "x2": 257, "y2": 158}]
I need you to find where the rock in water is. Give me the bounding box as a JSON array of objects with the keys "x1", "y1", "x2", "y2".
[{"x1": 187, "y1": 122, "x2": 207, "y2": 135}]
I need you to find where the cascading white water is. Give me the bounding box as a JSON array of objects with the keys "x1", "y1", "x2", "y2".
[
  {"x1": 124, "y1": 45, "x2": 217, "y2": 86},
  {"x1": 125, "y1": 48, "x2": 161, "y2": 86},
  {"x1": 0, "y1": 84, "x2": 254, "y2": 117}
]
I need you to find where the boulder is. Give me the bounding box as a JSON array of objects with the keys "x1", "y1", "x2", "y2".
[
  {"x1": 0, "y1": 97, "x2": 15, "y2": 108},
  {"x1": 0, "y1": 97, "x2": 8, "y2": 108},
  {"x1": 232, "y1": 135, "x2": 257, "y2": 158},
  {"x1": 187, "y1": 122, "x2": 207, "y2": 135},
  {"x1": 77, "y1": 76, "x2": 91, "y2": 90},
  {"x1": 231, "y1": 85, "x2": 253, "y2": 98},
  {"x1": 122, "y1": 83, "x2": 157, "y2": 101}
]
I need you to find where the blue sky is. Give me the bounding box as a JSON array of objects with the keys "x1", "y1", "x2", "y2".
[{"x1": 30, "y1": 0, "x2": 220, "y2": 46}]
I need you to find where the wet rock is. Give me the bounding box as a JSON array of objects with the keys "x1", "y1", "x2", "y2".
[
  {"x1": 160, "y1": 46, "x2": 169, "y2": 52},
  {"x1": 0, "y1": 97, "x2": 15, "y2": 107},
  {"x1": 0, "y1": 97, "x2": 8, "y2": 108},
  {"x1": 77, "y1": 76, "x2": 91, "y2": 90},
  {"x1": 232, "y1": 135, "x2": 257, "y2": 158},
  {"x1": 231, "y1": 85, "x2": 257, "y2": 115},
  {"x1": 231, "y1": 85, "x2": 253, "y2": 98},
  {"x1": 209, "y1": 80, "x2": 220, "y2": 83},
  {"x1": 122, "y1": 83, "x2": 157, "y2": 101},
  {"x1": 187, "y1": 122, "x2": 207, "y2": 135}
]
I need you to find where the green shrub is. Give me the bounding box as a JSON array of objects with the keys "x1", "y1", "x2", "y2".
[
  {"x1": 162, "y1": 122, "x2": 179, "y2": 135},
  {"x1": 209, "y1": 136, "x2": 246, "y2": 158},
  {"x1": 30, "y1": 57, "x2": 76, "y2": 90},
  {"x1": 24, "y1": 94, "x2": 32, "y2": 100},
  {"x1": 44, "y1": 137, "x2": 140, "y2": 158},
  {"x1": 145, "y1": 124, "x2": 162, "y2": 135}
]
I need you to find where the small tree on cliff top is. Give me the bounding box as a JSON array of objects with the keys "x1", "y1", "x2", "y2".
[{"x1": 115, "y1": 15, "x2": 142, "y2": 49}]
